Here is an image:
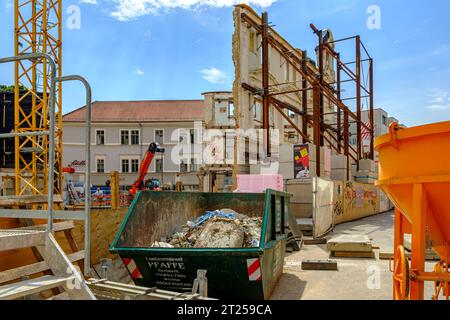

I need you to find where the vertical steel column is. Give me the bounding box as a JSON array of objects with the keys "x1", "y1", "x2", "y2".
[
  {"x1": 55, "y1": 75, "x2": 92, "y2": 276},
  {"x1": 410, "y1": 183, "x2": 427, "y2": 300},
  {"x1": 369, "y1": 58, "x2": 374, "y2": 160},
  {"x1": 355, "y1": 36, "x2": 362, "y2": 163},
  {"x1": 302, "y1": 50, "x2": 308, "y2": 144},
  {"x1": 313, "y1": 86, "x2": 321, "y2": 177},
  {"x1": 261, "y1": 12, "x2": 270, "y2": 157},
  {"x1": 0, "y1": 53, "x2": 57, "y2": 231},
  {"x1": 343, "y1": 108, "x2": 349, "y2": 181},
  {"x1": 336, "y1": 53, "x2": 342, "y2": 153},
  {"x1": 318, "y1": 31, "x2": 324, "y2": 147}
]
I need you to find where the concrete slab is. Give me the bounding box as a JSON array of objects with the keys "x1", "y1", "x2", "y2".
[{"x1": 327, "y1": 234, "x2": 373, "y2": 252}]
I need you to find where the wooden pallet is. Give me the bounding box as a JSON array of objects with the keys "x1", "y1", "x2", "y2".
[{"x1": 332, "y1": 251, "x2": 375, "y2": 259}]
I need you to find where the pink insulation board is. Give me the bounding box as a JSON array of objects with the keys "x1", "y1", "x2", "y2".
[{"x1": 235, "y1": 174, "x2": 284, "y2": 193}]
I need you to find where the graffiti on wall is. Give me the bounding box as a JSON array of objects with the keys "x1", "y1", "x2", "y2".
[{"x1": 344, "y1": 182, "x2": 378, "y2": 212}]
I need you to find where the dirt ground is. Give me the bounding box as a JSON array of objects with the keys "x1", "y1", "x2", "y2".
[{"x1": 271, "y1": 211, "x2": 440, "y2": 300}]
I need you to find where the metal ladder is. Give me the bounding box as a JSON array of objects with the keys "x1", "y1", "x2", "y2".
[
  {"x1": 68, "y1": 181, "x2": 81, "y2": 204},
  {"x1": 0, "y1": 53, "x2": 95, "y2": 300}
]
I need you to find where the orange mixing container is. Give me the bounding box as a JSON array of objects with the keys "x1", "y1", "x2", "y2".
[
  {"x1": 375, "y1": 121, "x2": 450, "y2": 259},
  {"x1": 375, "y1": 121, "x2": 450, "y2": 300}
]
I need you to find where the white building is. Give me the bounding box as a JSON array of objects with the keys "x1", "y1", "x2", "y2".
[{"x1": 62, "y1": 100, "x2": 205, "y2": 189}]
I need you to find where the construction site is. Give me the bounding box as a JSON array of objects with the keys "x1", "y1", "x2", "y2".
[{"x1": 0, "y1": 1, "x2": 449, "y2": 304}]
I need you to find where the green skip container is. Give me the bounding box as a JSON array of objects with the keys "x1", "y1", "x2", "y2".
[{"x1": 110, "y1": 190, "x2": 290, "y2": 300}]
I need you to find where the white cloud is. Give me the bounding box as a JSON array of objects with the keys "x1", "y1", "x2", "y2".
[
  {"x1": 133, "y1": 67, "x2": 144, "y2": 75},
  {"x1": 332, "y1": 2, "x2": 355, "y2": 13},
  {"x1": 79, "y1": 0, "x2": 98, "y2": 4},
  {"x1": 426, "y1": 89, "x2": 450, "y2": 111},
  {"x1": 427, "y1": 104, "x2": 449, "y2": 111},
  {"x1": 200, "y1": 67, "x2": 229, "y2": 84},
  {"x1": 110, "y1": 0, "x2": 276, "y2": 21}
]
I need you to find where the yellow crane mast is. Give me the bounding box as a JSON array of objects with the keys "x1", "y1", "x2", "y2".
[{"x1": 14, "y1": 0, "x2": 63, "y2": 197}]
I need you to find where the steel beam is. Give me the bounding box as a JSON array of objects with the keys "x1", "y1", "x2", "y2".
[
  {"x1": 356, "y1": 36, "x2": 362, "y2": 163},
  {"x1": 369, "y1": 58, "x2": 375, "y2": 160},
  {"x1": 261, "y1": 12, "x2": 270, "y2": 157}
]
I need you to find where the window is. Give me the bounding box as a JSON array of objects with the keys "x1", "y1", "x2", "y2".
[
  {"x1": 121, "y1": 159, "x2": 129, "y2": 173},
  {"x1": 131, "y1": 130, "x2": 140, "y2": 145},
  {"x1": 249, "y1": 31, "x2": 255, "y2": 53},
  {"x1": 382, "y1": 115, "x2": 387, "y2": 126},
  {"x1": 180, "y1": 161, "x2": 188, "y2": 173},
  {"x1": 190, "y1": 129, "x2": 195, "y2": 144},
  {"x1": 190, "y1": 158, "x2": 198, "y2": 172},
  {"x1": 120, "y1": 130, "x2": 129, "y2": 145},
  {"x1": 178, "y1": 129, "x2": 188, "y2": 143},
  {"x1": 155, "y1": 130, "x2": 164, "y2": 145},
  {"x1": 96, "y1": 130, "x2": 105, "y2": 145},
  {"x1": 121, "y1": 157, "x2": 139, "y2": 173},
  {"x1": 155, "y1": 159, "x2": 163, "y2": 173},
  {"x1": 131, "y1": 159, "x2": 139, "y2": 173},
  {"x1": 96, "y1": 157, "x2": 105, "y2": 173},
  {"x1": 228, "y1": 102, "x2": 235, "y2": 119},
  {"x1": 286, "y1": 63, "x2": 290, "y2": 82},
  {"x1": 253, "y1": 100, "x2": 262, "y2": 121}
]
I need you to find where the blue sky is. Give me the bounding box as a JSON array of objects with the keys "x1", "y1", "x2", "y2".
[{"x1": 1, "y1": 0, "x2": 450, "y2": 126}]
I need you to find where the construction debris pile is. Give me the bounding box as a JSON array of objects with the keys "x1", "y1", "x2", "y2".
[{"x1": 152, "y1": 209, "x2": 262, "y2": 249}]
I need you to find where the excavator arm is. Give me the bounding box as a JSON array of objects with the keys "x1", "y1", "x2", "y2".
[{"x1": 129, "y1": 142, "x2": 164, "y2": 197}]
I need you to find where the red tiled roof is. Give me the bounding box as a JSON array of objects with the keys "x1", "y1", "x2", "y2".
[{"x1": 63, "y1": 100, "x2": 205, "y2": 122}]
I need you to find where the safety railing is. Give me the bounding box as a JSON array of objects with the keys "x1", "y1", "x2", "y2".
[{"x1": 0, "y1": 53, "x2": 92, "y2": 275}]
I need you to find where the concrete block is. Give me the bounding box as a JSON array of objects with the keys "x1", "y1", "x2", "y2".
[
  {"x1": 279, "y1": 143, "x2": 294, "y2": 163},
  {"x1": 331, "y1": 154, "x2": 346, "y2": 169},
  {"x1": 355, "y1": 170, "x2": 378, "y2": 184},
  {"x1": 279, "y1": 162, "x2": 294, "y2": 180},
  {"x1": 302, "y1": 259, "x2": 338, "y2": 271},
  {"x1": 331, "y1": 168, "x2": 347, "y2": 181},
  {"x1": 327, "y1": 234, "x2": 373, "y2": 252},
  {"x1": 358, "y1": 159, "x2": 376, "y2": 172}
]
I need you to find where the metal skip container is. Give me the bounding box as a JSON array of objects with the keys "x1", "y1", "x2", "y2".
[{"x1": 110, "y1": 190, "x2": 290, "y2": 300}]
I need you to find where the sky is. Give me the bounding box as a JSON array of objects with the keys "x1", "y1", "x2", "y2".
[{"x1": 1, "y1": 0, "x2": 450, "y2": 126}]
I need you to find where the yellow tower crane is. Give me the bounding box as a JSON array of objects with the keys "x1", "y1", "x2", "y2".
[{"x1": 14, "y1": 0, "x2": 63, "y2": 197}]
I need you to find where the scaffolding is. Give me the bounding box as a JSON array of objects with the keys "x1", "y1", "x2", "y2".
[
  {"x1": 239, "y1": 9, "x2": 374, "y2": 179},
  {"x1": 14, "y1": 0, "x2": 63, "y2": 197}
]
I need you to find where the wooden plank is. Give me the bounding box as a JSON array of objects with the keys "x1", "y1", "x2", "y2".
[
  {"x1": 64, "y1": 229, "x2": 84, "y2": 273},
  {"x1": 0, "y1": 209, "x2": 85, "y2": 220},
  {"x1": 302, "y1": 259, "x2": 338, "y2": 271},
  {"x1": 327, "y1": 234, "x2": 373, "y2": 252},
  {"x1": 0, "y1": 195, "x2": 62, "y2": 207},
  {"x1": 16, "y1": 221, "x2": 75, "y2": 232},
  {"x1": 0, "y1": 251, "x2": 85, "y2": 284},
  {"x1": 17, "y1": 218, "x2": 61, "y2": 296},
  {"x1": 0, "y1": 275, "x2": 70, "y2": 300},
  {"x1": 332, "y1": 251, "x2": 375, "y2": 258},
  {"x1": 304, "y1": 238, "x2": 328, "y2": 245},
  {"x1": 0, "y1": 229, "x2": 46, "y2": 251}
]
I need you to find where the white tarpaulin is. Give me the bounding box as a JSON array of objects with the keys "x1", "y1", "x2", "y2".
[{"x1": 312, "y1": 177, "x2": 335, "y2": 238}]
